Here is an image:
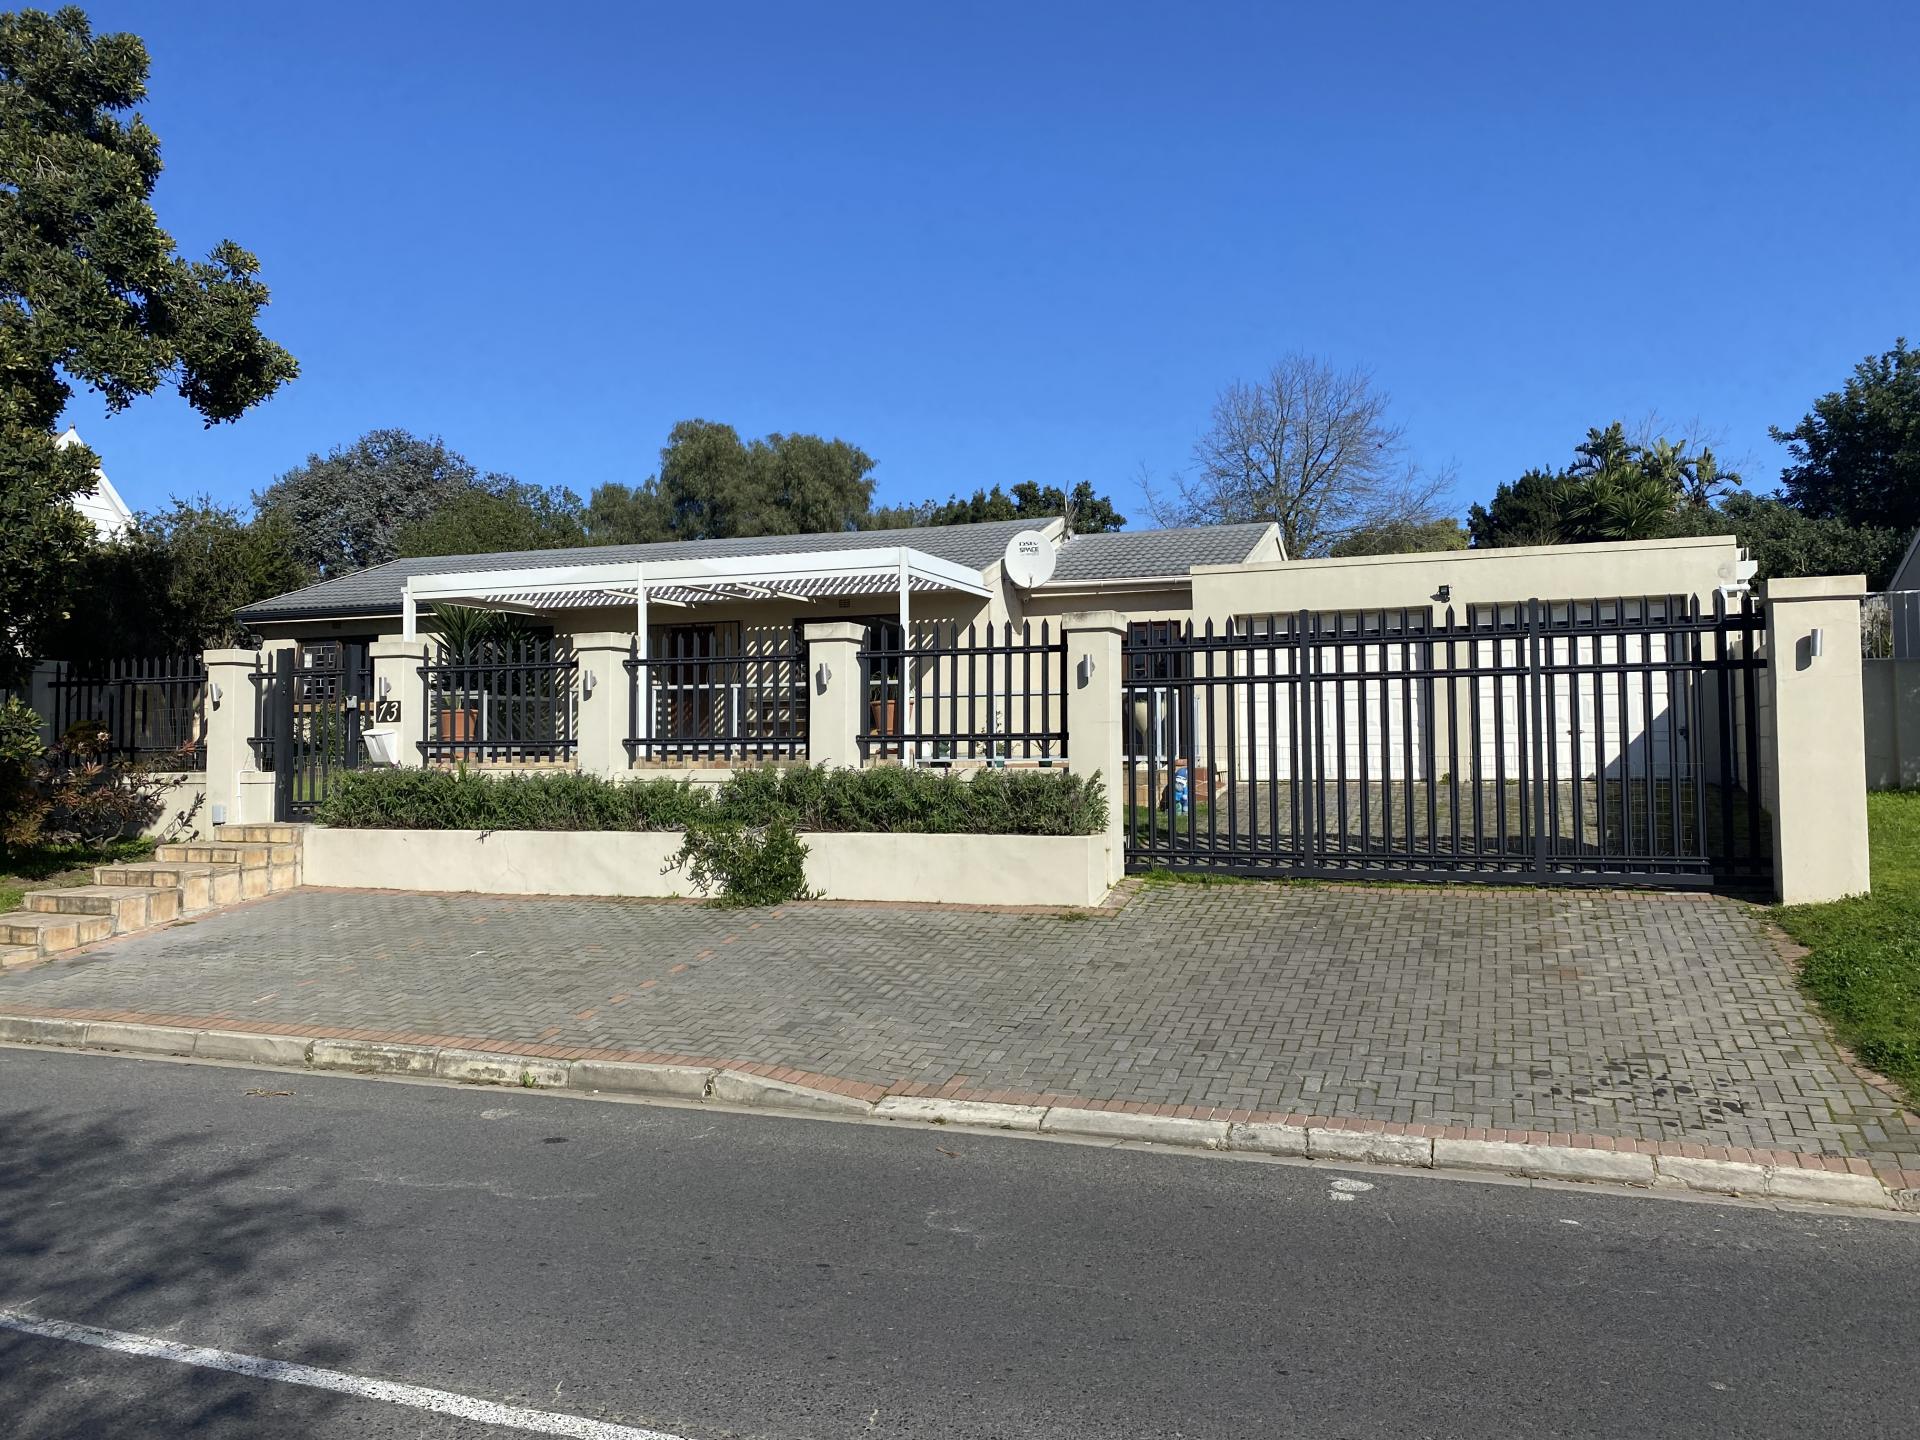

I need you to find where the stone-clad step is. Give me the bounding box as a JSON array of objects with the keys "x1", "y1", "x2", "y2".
[
  {"x1": 1, "y1": 825, "x2": 306, "y2": 969},
  {"x1": 102, "y1": 861, "x2": 235, "y2": 911},
  {"x1": 26, "y1": 884, "x2": 182, "y2": 930},
  {"x1": 2, "y1": 910, "x2": 116, "y2": 957}
]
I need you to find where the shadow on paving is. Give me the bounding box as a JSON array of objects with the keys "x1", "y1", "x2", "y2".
[{"x1": 0, "y1": 1097, "x2": 416, "y2": 1437}]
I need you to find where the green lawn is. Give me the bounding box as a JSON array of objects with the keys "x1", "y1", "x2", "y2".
[
  {"x1": 1777, "y1": 790, "x2": 1920, "y2": 1109},
  {"x1": 0, "y1": 838, "x2": 155, "y2": 915}
]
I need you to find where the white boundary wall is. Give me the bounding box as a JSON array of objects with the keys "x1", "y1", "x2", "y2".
[{"x1": 301, "y1": 828, "x2": 1112, "y2": 908}]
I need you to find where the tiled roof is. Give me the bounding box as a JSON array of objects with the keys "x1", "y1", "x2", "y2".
[
  {"x1": 1045, "y1": 523, "x2": 1273, "y2": 583},
  {"x1": 237, "y1": 516, "x2": 1277, "y2": 621}
]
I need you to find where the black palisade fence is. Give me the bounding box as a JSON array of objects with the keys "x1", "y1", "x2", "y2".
[
  {"x1": 421, "y1": 634, "x2": 578, "y2": 766},
  {"x1": 44, "y1": 654, "x2": 209, "y2": 770},
  {"x1": 859, "y1": 621, "x2": 1068, "y2": 764},
  {"x1": 626, "y1": 625, "x2": 809, "y2": 764},
  {"x1": 1121, "y1": 593, "x2": 1768, "y2": 889}
]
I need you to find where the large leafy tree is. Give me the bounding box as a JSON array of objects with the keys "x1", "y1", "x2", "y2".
[
  {"x1": 47, "y1": 498, "x2": 312, "y2": 657},
  {"x1": 254, "y1": 429, "x2": 480, "y2": 577},
  {"x1": 1772, "y1": 339, "x2": 1920, "y2": 534},
  {"x1": 583, "y1": 480, "x2": 671, "y2": 545},
  {"x1": 1469, "y1": 423, "x2": 1741, "y2": 547},
  {"x1": 870, "y1": 480, "x2": 1126, "y2": 533},
  {"x1": 1146, "y1": 353, "x2": 1452, "y2": 557},
  {"x1": 0, "y1": 6, "x2": 296, "y2": 684},
  {"x1": 656, "y1": 420, "x2": 876, "y2": 539},
  {"x1": 394, "y1": 480, "x2": 586, "y2": 558},
  {"x1": 1661, "y1": 493, "x2": 1905, "y2": 589}
]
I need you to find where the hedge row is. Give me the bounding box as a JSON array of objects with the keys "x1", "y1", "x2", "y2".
[{"x1": 311, "y1": 763, "x2": 1107, "y2": 837}]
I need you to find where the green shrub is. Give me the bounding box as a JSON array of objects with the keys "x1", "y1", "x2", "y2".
[
  {"x1": 670, "y1": 818, "x2": 814, "y2": 907},
  {"x1": 313, "y1": 763, "x2": 1106, "y2": 837}
]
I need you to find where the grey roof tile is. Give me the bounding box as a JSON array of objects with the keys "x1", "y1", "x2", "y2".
[
  {"x1": 1044, "y1": 523, "x2": 1272, "y2": 583},
  {"x1": 237, "y1": 517, "x2": 1275, "y2": 621}
]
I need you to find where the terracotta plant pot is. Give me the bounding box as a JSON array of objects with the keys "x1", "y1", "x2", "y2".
[
  {"x1": 437, "y1": 708, "x2": 477, "y2": 742},
  {"x1": 869, "y1": 699, "x2": 898, "y2": 735}
]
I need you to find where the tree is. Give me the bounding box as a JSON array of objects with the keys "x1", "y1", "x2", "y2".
[
  {"x1": 0, "y1": 6, "x2": 296, "y2": 684},
  {"x1": 870, "y1": 479, "x2": 1127, "y2": 532},
  {"x1": 1469, "y1": 424, "x2": 1742, "y2": 548},
  {"x1": 1328, "y1": 516, "x2": 1467, "y2": 557},
  {"x1": 1772, "y1": 339, "x2": 1920, "y2": 533},
  {"x1": 656, "y1": 420, "x2": 876, "y2": 539},
  {"x1": 254, "y1": 429, "x2": 483, "y2": 578},
  {"x1": 394, "y1": 480, "x2": 586, "y2": 558},
  {"x1": 1660, "y1": 493, "x2": 1905, "y2": 589},
  {"x1": 1147, "y1": 353, "x2": 1451, "y2": 557},
  {"x1": 584, "y1": 480, "x2": 671, "y2": 545},
  {"x1": 46, "y1": 498, "x2": 312, "y2": 656}
]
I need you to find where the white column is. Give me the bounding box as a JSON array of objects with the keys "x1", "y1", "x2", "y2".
[
  {"x1": 573, "y1": 631, "x2": 633, "y2": 778},
  {"x1": 370, "y1": 639, "x2": 431, "y2": 768},
  {"x1": 1064, "y1": 610, "x2": 1128, "y2": 887},
  {"x1": 27, "y1": 661, "x2": 60, "y2": 746},
  {"x1": 803, "y1": 621, "x2": 866, "y2": 770},
  {"x1": 1764, "y1": 575, "x2": 1870, "y2": 903},
  {"x1": 201, "y1": 648, "x2": 262, "y2": 827}
]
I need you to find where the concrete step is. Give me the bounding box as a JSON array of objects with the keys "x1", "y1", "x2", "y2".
[
  {"x1": 155, "y1": 841, "x2": 277, "y2": 869},
  {"x1": 26, "y1": 884, "x2": 181, "y2": 930},
  {"x1": 99, "y1": 862, "x2": 237, "y2": 911},
  {"x1": 0, "y1": 910, "x2": 115, "y2": 956},
  {"x1": 214, "y1": 823, "x2": 304, "y2": 846},
  {"x1": 0, "y1": 944, "x2": 39, "y2": 969}
]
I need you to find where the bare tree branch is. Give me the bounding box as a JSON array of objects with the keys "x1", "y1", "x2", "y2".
[{"x1": 1147, "y1": 353, "x2": 1452, "y2": 556}]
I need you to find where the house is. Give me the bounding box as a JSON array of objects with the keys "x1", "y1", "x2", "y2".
[
  {"x1": 56, "y1": 427, "x2": 134, "y2": 540},
  {"x1": 236, "y1": 516, "x2": 1747, "y2": 784}
]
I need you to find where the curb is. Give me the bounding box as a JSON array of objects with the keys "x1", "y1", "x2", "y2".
[{"x1": 2, "y1": 1013, "x2": 1913, "y2": 1215}]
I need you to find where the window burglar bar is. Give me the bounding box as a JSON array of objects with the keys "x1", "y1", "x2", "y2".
[
  {"x1": 859, "y1": 621, "x2": 1068, "y2": 764},
  {"x1": 45, "y1": 654, "x2": 208, "y2": 771},
  {"x1": 1121, "y1": 593, "x2": 1768, "y2": 890},
  {"x1": 625, "y1": 627, "x2": 808, "y2": 763},
  {"x1": 420, "y1": 635, "x2": 578, "y2": 766}
]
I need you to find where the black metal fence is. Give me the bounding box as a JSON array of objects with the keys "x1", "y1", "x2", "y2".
[
  {"x1": 43, "y1": 655, "x2": 208, "y2": 770},
  {"x1": 626, "y1": 625, "x2": 807, "y2": 764},
  {"x1": 859, "y1": 621, "x2": 1068, "y2": 763},
  {"x1": 421, "y1": 635, "x2": 578, "y2": 765},
  {"x1": 1123, "y1": 594, "x2": 1769, "y2": 889}
]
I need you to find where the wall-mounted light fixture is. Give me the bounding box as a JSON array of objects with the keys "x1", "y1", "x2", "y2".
[
  {"x1": 1809, "y1": 627, "x2": 1825, "y2": 659},
  {"x1": 378, "y1": 676, "x2": 392, "y2": 700},
  {"x1": 817, "y1": 661, "x2": 832, "y2": 690},
  {"x1": 1434, "y1": 583, "x2": 1452, "y2": 604},
  {"x1": 582, "y1": 669, "x2": 597, "y2": 699},
  {"x1": 207, "y1": 681, "x2": 224, "y2": 706},
  {"x1": 1078, "y1": 654, "x2": 1096, "y2": 685}
]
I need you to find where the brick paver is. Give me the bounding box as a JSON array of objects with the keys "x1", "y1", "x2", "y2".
[{"x1": 2, "y1": 884, "x2": 1914, "y2": 1162}]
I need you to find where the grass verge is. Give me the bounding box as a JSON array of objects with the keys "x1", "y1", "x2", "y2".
[
  {"x1": 1776, "y1": 790, "x2": 1920, "y2": 1109},
  {"x1": 0, "y1": 839, "x2": 156, "y2": 915}
]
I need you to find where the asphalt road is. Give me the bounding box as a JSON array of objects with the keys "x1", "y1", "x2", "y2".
[{"x1": 2, "y1": 1046, "x2": 1918, "y2": 1440}]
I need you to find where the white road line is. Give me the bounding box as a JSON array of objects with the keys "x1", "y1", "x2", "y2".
[{"x1": 0, "y1": 1309, "x2": 687, "y2": 1440}]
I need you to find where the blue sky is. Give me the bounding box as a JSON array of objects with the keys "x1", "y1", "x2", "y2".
[{"x1": 69, "y1": 1, "x2": 1920, "y2": 527}]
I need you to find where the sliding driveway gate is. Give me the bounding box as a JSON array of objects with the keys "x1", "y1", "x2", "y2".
[{"x1": 1122, "y1": 594, "x2": 1769, "y2": 890}]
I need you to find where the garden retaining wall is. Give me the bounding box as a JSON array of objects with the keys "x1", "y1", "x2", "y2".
[{"x1": 300, "y1": 827, "x2": 1113, "y2": 908}]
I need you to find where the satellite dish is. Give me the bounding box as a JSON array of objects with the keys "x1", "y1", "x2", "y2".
[{"x1": 1002, "y1": 530, "x2": 1057, "y2": 589}]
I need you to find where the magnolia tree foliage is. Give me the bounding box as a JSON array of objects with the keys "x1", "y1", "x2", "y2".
[{"x1": 0, "y1": 6, "x2": 296, "y2": 684}]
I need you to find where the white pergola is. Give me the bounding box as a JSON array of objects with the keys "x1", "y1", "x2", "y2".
[
  {"x1": 402, "y1": 545, "x2": 992, "y2": 740},
  {"x1": 401, "y1": 545, "x2": 991, "y2": 640}
]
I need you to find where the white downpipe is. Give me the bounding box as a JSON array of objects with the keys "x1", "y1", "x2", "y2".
[{"x1": 402, "y1": 580, "x2": 416, "y2": 641}]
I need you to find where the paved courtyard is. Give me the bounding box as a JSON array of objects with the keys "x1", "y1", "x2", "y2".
[{"x1": 1, "y1": 883, "x2": 1914, "y2": 1162}]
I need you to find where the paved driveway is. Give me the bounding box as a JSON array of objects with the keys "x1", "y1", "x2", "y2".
[{"x1": 1, "y1": 883, "x2": 1914, "y2": 1163}]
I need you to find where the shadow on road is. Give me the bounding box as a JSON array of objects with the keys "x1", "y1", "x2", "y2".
[{"x1": 0, "y1": 1093, "x2": 417, "y2": 1437}]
